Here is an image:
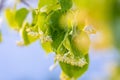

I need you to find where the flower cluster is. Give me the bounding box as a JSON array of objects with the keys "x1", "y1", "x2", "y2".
[
  {"x1": 26, "y1": 28, "x2": 52, "y2": 43},
  {"x1": 26, "y1": 28, "x2": 40, "y2": 37},
  {"x1": 55, "y1": 54, "x2": 87, "y2": 67}
]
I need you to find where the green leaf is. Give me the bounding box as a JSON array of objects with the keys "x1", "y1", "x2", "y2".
[
  {"x1": 38, "y1": 0, "x2": 58, "y2": 9},
  {"x1": 51, "y1": 30, "x2": 66, "y2": 51},
  {"x1": 21, "y1": 23, "x2": 39, "y2": 45},
  {"x1": 47, "y1": 10, "x2": 63, "y2": 30},
  {"x1": 5, "y1": 8, "x2": 29, "y2": 30},
  {"x1": 15, "y1": 8, "x2": 29, "y2": 28},
  {"x1": 41, "y1": 41, "x2": 53, "y2": 53},
  {"x1": 37, "y1": 12, "x2": 47, "y2": 32},
  {"x1": 58, "y1": 0, "x2": 73, "y2": 12},
  {"x1": 47, "y1": 10, "x2": 67, "y2": 51},
  {"x1": 57, "y1": 44, "x2": 68, "y2": 55},
  {"x1": 31, "y1": 10, "x2": 38, "y2": 26},
  {"x1": 5, "y1": 9, "x2": 18, "y2": 30},
  {"x1": 59, "y1": 54, "x2": 89, "y2": 79}
]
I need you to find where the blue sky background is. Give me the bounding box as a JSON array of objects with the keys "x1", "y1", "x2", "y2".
[{"x1": 0, "y1": 0, "x2": 119, "y2": 80}]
